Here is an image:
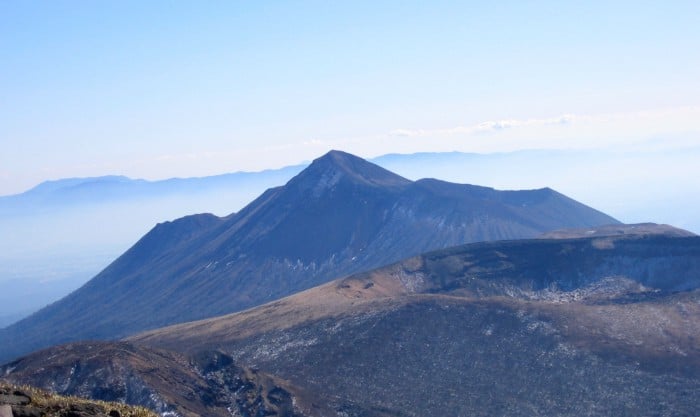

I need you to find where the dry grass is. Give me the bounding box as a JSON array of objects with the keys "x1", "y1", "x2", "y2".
[{"x1": 1, "y1": 382, "x2": 158, "y2": 417}]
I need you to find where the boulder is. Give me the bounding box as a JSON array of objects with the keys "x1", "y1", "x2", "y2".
[
  {"x1": 0, "y1": 393, "x2": 30, "y2": 406},
  {"x1": 12, "y1": 405, "x2": 42, "y2": 417}
]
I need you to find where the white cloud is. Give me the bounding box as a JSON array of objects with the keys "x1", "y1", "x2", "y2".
[
  {"x1": 381, "y1": 107, "x2": 700, "y2": 154},
  {"x1": 391, "y1": 114, "x2": 579, "y2": 138},
  {"x1": 302, "y1": 139, "x2": 325, "y2": 146}
]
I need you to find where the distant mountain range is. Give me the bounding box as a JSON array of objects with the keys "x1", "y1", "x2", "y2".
[
  {"x1": 0, "y1": 164, "x2": 306, "y2": 327},
  {"x1": 3, "y1": 226, "x2": 699, "y2": 416},
  {"x1": 0, "y1": 150, "x2": 617, "y2": 363},
  {"x1": 0, "y1": 167, "x2": 307, "y2": 213}
]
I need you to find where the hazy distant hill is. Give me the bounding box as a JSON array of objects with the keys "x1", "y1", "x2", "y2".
[
  {"x1": 5, "y1": 229, "x2": 699, "y2": 416},
  {"x1": 0, "y1": 168, "x2": 307, "y2": 213},
  {"x1": 0, "y1": 150, "x2": 617, "y2": 362}
]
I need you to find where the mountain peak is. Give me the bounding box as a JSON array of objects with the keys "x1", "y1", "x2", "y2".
[
  {"x1": 0, "y1": 149, "x2": 621, "y2": 363},
  {"x1": 316, "y1": 149, "x2": 357, "y2": 163},
  {"x1": 293, "y1": 150, "x2": 411, "y2": 192}
]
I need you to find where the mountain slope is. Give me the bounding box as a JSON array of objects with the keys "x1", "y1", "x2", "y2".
[
  {"x1": 0, "y1": 150, "x2": 618, "y2": 362},
  {"x1": 128, "y1": 232, "x2": 700, "y2": 416},
  {"x1": 6, "y1": 231, "x2": 699, "y2": 416}
]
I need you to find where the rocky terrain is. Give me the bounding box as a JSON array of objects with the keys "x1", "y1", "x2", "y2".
[
  {"x1": 4, "y1": 230, "x2": 698, "y2": 416},
  {"x1": 128, "y1": 232, "x2": 700, "y2": 416},
  {"x1": 0, "y1": 150, "x2": 617, "y2": 363},
  {"x1": 1, "y1": 342, "x2": 324, "y2": 417}
]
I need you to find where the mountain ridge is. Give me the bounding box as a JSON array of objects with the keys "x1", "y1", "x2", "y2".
[
  {"x1": 4, "y1": 149, "x2": 696, "y2": 331},
  {"x1": 130, "y1": 232, "x2": 700, "y2": 352},
  {"x1": 0, "y1": 150, "x2": 619, "y2": 363}
]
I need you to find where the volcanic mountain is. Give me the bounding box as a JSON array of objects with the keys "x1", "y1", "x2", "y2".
[
  {"x1": 4, "y1": 228, "x2": 699, "y2": 416},
  {"x1": 0, "y1": 150, "x2": 617, "y2": 362}
]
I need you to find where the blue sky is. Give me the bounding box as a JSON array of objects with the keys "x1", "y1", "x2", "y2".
[{"x1": 1, "y1": 1, "x2": 699, "y2": 195}]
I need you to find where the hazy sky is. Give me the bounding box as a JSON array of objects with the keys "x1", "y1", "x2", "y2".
[{"x1": 1, "y1": 1, "x2": 699, "y2": 195}]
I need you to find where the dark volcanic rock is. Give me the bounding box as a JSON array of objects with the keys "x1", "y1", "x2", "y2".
[{"x1": 0, "y1": 150, "x2": 618, "y2": 362}]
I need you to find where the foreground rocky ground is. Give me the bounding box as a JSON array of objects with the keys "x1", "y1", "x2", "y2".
[
  {"x1": 1, "y1": 344, "x2": 323, "y2": 417},
  {"x1": 0, "y1": 383, "x2": 156, "y2": 417}
]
